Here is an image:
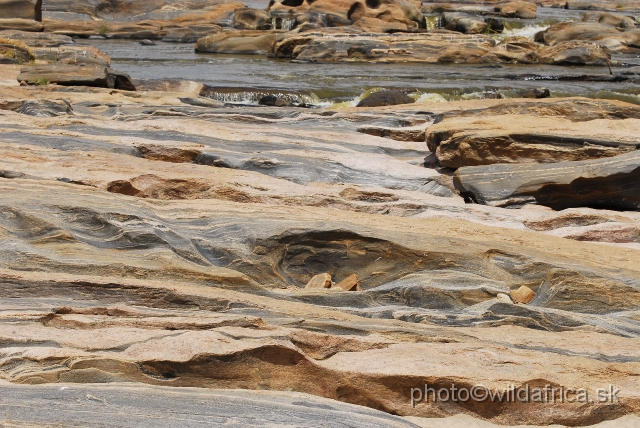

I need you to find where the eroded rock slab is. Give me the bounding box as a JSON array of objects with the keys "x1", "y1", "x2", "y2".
[
  {"x1": 453, "y1": 150, "x2": 640, "y2": 210},
  {"x1": 18, "y1": 64, "x2": 135, "y2": 90},
  {"x1": 427, "y1": 115, "x2": 640, "y2": 169}
]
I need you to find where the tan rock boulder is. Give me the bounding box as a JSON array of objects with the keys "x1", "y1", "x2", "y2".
[
  {"x1": 305, "y1": 273, "x2": 333, "y2": 289},
  {"x1": 269, "y1": 0, "x2": 424, "y2": 30},
  {"x1": 232, "y1": 8, "x2": 272, "y2": 30},
  {"x1": 582, "y1": 11, "x2": 637, "y2": 29},
  {"x1": 353, "y1": 16, "x2": 408, "y2": 32},
  {"x1": 535, "y1": 21, "x2": 637, "y2": 52},
  {"x1": 335, "y1": 274, "x2": 360, "y2": 291},
  {"x1": 494, "y1": 1, "x2": 537, "y2": 18},
  {"x1": 426, "y1": 114, "x2": 638, "y2": 169},
  {"x1": 0, "y1": 0, "x2": 41, "y2": 20},
  {"x1": 538, "y1": 41, "x2": 611, "y2": 66},
  {"x1": 482, "y1": 36, "x2": 539, "y2": 64},
  {"x1": 196, "y1": 31, "x2": 284, "y2": 55},
  {"x1": 510, "y1": 285, "x2": 536, "y2": 304}
]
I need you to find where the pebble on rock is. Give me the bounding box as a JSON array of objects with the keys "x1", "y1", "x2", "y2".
[
  {"x1": 510, "y1": 285, "x2": 536, "y2": 304},
  {"x1": 496, "y1": 293, "x2": 513, "y2": 304},
  {"x1": 305, "y1": 273, "x2": 332, "y2": 289},
  {"x1": 335, "y1": 274, "x2": 360, "y2": 291}
]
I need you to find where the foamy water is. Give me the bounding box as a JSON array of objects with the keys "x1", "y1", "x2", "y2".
[{"x1": 500, "y1": 24, "x2": 550, "y2": 40}]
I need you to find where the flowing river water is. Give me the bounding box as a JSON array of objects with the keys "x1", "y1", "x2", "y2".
[{"x1": 82, "y1": 10, "x2": 640, "y2": 107}]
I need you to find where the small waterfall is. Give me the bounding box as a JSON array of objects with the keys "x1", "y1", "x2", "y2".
[
  {"x1": 281, "y1": 16, "x2": 296, "y2": 31},
  {"x1": 200, "y1": 88, "x2": 320, "y2": 106},
  {"x1": 271, "y1": 15, "x2": 296, "y2": 30}
]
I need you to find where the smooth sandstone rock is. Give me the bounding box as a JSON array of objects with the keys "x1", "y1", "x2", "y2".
[
  {"x1": 494, "y1": 1, "x2": 537, "y2": 19},
  {"x1": 335, "y1": 274, "x2": 360, "y2": 291},
  {"x1": 582, "y1": 11, "x2": 637, "y2": 29},
  {"x1": 453, "y1": 150, "x2": 640, "y2": 210},
  {"x1": 305, "y1": 273, "x2": 333, "y2": 289},
  {"x1": 0, "y1": 18, "x2": 43, "y2": 31},
  {"x1": 442, "y1": 12, "x2": 493, "y2": 34},
  {"x1": 0, "y1": 0, "x2": 40, "y2": 20},
  {"x1": 510, "y1": 285, "x2": 536, "y2": 304},
  {"x1": 196, "y1": 31, "x2": 284, "y2": 55},
  {"x1": 232, "y1": 8, "x2": 271, "y2": 30},
  {"x1": 496, "y1": 293, "x2": 513, "y2": 304},
  {"x1": 426, "y1": 115, "x2": 639, "y2": 169},
  {"x1": 2, "y1": 79, "x2": 640, "y2": 427},
  {"x1": 535, "y1": 21, "x2": 639, "y2": 53},
  {"x1": 268, "y1": 0, "x2": 424, "y2": 30}
]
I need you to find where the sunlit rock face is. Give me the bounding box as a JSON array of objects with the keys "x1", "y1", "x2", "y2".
[{"x1": 1, "y1": 17, "x2": 640, "y2": 427}]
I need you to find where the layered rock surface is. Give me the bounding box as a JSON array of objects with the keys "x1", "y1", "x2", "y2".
[
  {"x1": 1, "y1": 63, "x2": 640, "y2": 427},
  {"x1": 426, "y1": 114, "x2": 640, "y2": 169},
  {"x1": 454, "y1": 150, "x2": 640, "y2": 210},
  {"x1": 270, "y1": 31, "x2": 612, "y2": 65}
]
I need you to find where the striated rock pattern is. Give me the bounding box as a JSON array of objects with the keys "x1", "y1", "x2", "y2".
[
  {"x1": 426, "y1": 114, "x2": 640, "y2": 169},
  {"x1": 1, "y1": 54, "x2": 640, "y2": 427},
  {"x1": 270, "y1": 31, "x2": 612, "y2": 65},
  {"x1": 453, "y1": 150, "x2": 640, "y2": 210},
  {"x1": 535, "y1": 21, "x2": 640, "y2": 53}
]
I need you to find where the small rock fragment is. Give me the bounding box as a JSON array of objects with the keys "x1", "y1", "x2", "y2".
[
  {"x1": 510, "y1": 285, "x2": 536, "y2": 304},
  {"x1": 335, "y1": 274, "x2": 360, "y2": 291},
  {"x1": 305, "y1": 273, "x2": 332, "y2": 289},
  {"x1": 496, "y1": 293, "x2": 513, "y2": 304}
]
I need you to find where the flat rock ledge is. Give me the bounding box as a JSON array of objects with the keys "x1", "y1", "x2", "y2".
[{"x1": 454, "y1": 150, "x2": 640, "y2": 210}]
